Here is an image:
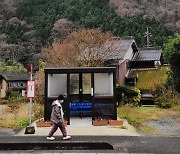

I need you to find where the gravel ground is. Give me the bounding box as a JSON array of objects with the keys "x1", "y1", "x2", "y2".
[{"x1": 143, "y1": 115, "x2": 180, "y2": 136}]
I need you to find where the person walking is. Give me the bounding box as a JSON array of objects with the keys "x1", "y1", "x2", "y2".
[{"x1": 47, "y1": 95, "x2": 71, "y2": 140}]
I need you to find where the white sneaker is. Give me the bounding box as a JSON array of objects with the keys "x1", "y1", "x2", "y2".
[
  {"x1": 47, "y1": 136, "x2": 55, "y2": 140},
  {"x1": 63, "y1": 135, "x2": 71, "y2": 140}
]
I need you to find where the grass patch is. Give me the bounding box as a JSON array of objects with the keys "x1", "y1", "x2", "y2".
[
  {"x1": 120, "y1": 125, "x2": 127, "y2": 129},
  {"x1": 0, "y1": 102, "x2": 44, "y2": 128},
  {"x1": 138, "y1": 124, "x2": 160, "y2": 135},
  {"x1": 118, "y1": 105, "x2": 180, "y2": 134}
]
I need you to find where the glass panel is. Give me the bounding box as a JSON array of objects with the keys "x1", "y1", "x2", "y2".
[
  {"x1": 83, "y1": 73, "x2": 91, "y2": 94},
  {"x1": 70, "y1": 74, "x2": 79, "y2": 94},
  {"x1": 48, "y1": 74, "x2": 67, "y2": 97},
  {"x1": 94, "y1": 73, "x2": 113, "y2": 96},
  {"x1": 94, "y1": 103, "x2": 114, "y2": 120}
]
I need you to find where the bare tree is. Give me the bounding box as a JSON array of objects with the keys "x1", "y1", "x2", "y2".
[
  {"x1": 51, "y1": 18, "x2": 75, "y2": 42},
  {"x1": 79, "y1": 37, "x2": 122, "y2": 67},
  {"x1": 43, "y1": 28, "x2": 113, "y2": 67}
]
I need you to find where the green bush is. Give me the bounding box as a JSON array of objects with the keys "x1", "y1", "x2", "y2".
[
  {"x1": 116, "y1": 85, "x2": 141, "y2": 107},
  {"x1": 155, "y1": 96, "x2": 172, "y2": 108},
  {"x1": 154, "y1": 85, "x2": 180, "y2": 108},
  {"x1": 6, "y1": 91, "x2": 26, "y2": 103},
  {"x1": 18, "y1": 119, "x2": 29, "y2": 127}
]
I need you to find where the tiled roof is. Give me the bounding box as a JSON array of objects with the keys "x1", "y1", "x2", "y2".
[
  {"x1": 131, "y1": 47, "x2": 162, "y2": 61},
  {"x1": 1, "y1": 73, "x2": 30, "y2": 81},
  {"x1": 80, "y1": 36, "x2": 137, "y2": 60}
]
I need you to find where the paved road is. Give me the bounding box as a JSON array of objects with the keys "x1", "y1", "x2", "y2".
[{"x1": 0, "y1": 136, "x2": 179, "y2": 153}]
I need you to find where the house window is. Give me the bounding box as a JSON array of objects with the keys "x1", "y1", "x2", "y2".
[{"x1": 8, "y1": 82, "x2": 26, "y2": 89}]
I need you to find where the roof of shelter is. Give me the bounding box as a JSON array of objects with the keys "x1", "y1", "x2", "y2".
[
  {"x1": 80, "y1": 36, "x2": 137, "y2": 61},
  {"x1": 131, "y1": 47, "x2": 162, "y2": 61},
  {"x1": 1, "y1": 73, "x2": 30, "y2": 81}
]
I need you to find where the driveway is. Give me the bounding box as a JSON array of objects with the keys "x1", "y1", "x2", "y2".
[{"x1": 143, "y1": 115, "x2": 180, "y2": 136}]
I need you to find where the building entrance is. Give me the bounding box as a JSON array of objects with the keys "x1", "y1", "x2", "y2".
[{"x1": 69, "y1": 73, "x2": 92, "y2": 119}]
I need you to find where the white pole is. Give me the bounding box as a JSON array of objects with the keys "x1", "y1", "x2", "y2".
[
  {"x1": 29, "y1": 98, "x2": 32, "y2": 125},
  {"x1": 29, "y1": 64, "x2": 33, "y2": 126}
]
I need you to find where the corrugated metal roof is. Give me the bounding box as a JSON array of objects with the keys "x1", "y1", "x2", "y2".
[
  {"x1": 102, "y1": 36, "x2": 136, "y2": 59},
  {"x1": 1, "y1": 73, "x2": 30, "y2": 81},
  {"x1": 132, "y1": 47, "x2": 162, "y2": 61},
  {"x1": 80, "y1": 36, "x2": 137, "y2": 60}
]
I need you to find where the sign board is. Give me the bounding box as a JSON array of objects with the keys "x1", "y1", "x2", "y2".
[{"x1": 27, "y1": 80, "x2": 35, "y2": 98}]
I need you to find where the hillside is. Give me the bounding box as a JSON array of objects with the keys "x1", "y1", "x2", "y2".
[
  {"x1": 110, "y1": 0, "x2": 180, "y2": 32},
  {"x1": 1, "y1": 0, "x2": 179, "y2": 32},
  {"x1": 0, "y1": 0, "x2": 178, "y2": 70},
  {"x1": 0, "y1": 0, "x2": 43, "y2": 70},
  {"x1": 0, "y1": 0, "x2": 22, "y2": 19}
]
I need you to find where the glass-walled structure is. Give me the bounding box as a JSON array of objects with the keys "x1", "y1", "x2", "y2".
[{"x1": 44, "y1": 67, "x2": 117, "y2": 125}]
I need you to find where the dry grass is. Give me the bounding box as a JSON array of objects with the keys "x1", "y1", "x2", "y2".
[
  {"x1": 118, "y1": 105, "x2": 180, "y2": 134},
  {"x1": 138, "y1": 124, "x2": 161, "y2": 135},
  {"x1": 0, "y1": 102, "x2": 44, "y2": 128},
  {"x1": 118, "y1": 105, "x2": 180, "y2": 124}
]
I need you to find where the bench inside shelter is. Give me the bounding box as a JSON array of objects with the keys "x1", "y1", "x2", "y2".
[{"x1": 70, "y1": 102, "x2": 92, "y2": 118}]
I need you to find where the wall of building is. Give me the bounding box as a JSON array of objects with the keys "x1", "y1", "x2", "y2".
[
  {"x1": 123, "y1": 44, "x2": 134, "y2": 60},
  {"x1": 0, "y1": 79, "x2": 7, "y2": 98},
  {"x1": 118, "y1": 60, "x2": 129, "y2": 85}
]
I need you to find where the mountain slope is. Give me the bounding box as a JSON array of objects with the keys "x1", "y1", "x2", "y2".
[
  {"x1": 0, "y1": 0, "x2": 178, "y2": 70},
  {"x1": 109, "y1": 0, "x2": 180, "y2": 32}
]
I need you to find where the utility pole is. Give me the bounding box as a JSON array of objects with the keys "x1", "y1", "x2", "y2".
[{"x1": 144, "y1": 27, "x2": 152, "y2": 48}]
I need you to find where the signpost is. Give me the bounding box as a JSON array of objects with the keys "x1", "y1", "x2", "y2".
[
  {"x1": 25, "y1": 64, "x2": 35, "y2": 134},
  {"x1": 27, "y1": 80, "x2": 35, "y2": 125}
]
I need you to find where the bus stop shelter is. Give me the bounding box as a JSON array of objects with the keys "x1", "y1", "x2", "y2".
[{"x1": 44, "y1": 67, "x2": 117, "y2": 125}]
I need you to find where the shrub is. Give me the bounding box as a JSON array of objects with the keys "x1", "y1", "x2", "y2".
[
  {"x1": 18, "y1": 119, "x2": 29, "y2": 127},
  {"x1": 6, "y1": 91, "x2": 26, "y2": 103},
  {"x1": 32, "y1": 102, "x2": 44, "y2": 121},
  {"x1": 116, "y1": 85, "x2": 141, "y2": 107},
  {"x1": 154, "y1": 85, "x2": 180, "y2": 108}
]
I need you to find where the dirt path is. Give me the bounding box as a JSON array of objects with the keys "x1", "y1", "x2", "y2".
[{"x1": 143, "y1": 115, "x2": 180, "y2": 136}]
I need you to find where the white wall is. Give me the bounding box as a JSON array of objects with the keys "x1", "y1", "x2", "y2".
[
  {"x1": 123, "y1": 45, "x2": 134, "y2": 61},
  {"x1": 48, "y1": 74, "x2": 67, "y2": 97}
]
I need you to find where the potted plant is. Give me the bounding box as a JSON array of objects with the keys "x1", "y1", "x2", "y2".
[
  {"x1": 36, "y1": 119, "x2": 68, "y2": 127},
  {"x1": 36, "y1": 120, "x2": 52, "y2": 127},
  {"x1": 108, "y1": 119, "x2": 123, "y2": 126},
  {"x1": 93, "y1": 118, "x2": 108, "y2": 126}
]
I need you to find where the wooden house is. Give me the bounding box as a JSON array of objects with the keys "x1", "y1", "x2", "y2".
[
  {"x1": 0, "y1": 73, "x2": 30, "y2": 98},
  {"x1": 126, "y1": 47, "x2": 164, "y2": 105},
  {"x1": 129, "y1": 47, "x2": 162, "y2": 69},
  {"x1": 81, "y1": 37, "x2": 165, "y2": 105},
  {"x1": 126, "y1": 47, "x2": 162, "y2": 86},
  {"x1": 80, "y1": 36, "x2": 139, "y2": 85}
]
